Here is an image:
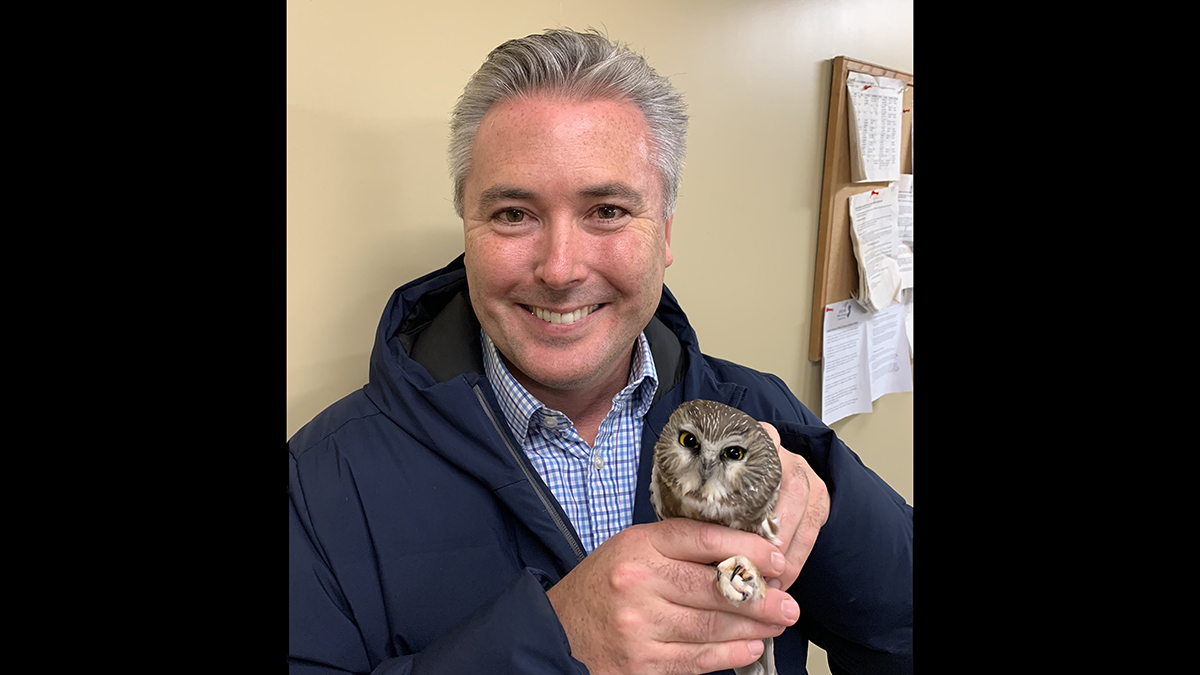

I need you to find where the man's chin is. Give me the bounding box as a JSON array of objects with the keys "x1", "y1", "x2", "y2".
[
  {"x1": 516, "y1": 365, "x2": 601, "y2": 392},
  {"x1": 499, "y1": 340, "x2": 634, "y2": 398}
]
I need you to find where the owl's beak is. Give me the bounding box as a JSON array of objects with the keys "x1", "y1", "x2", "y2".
[{"x1": 698, "y1": 459, "x2": 715, "y2": 484}]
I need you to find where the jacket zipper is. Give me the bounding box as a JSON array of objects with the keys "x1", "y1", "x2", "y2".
[{"x1": 473, "y1": 385, "x2": 587, "y2": 563}]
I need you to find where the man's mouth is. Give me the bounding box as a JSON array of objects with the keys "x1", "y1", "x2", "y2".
[{"x1": 523, "y1": 304, "x2": 602, "y2": 325}]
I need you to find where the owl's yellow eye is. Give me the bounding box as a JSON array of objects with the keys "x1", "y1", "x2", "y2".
[
  {"x1": 721, "y1": 446, "x2": 745, "y2": 461},
  {"x1": 679, "y1": 431, "x2": 700, "y2": 451}
]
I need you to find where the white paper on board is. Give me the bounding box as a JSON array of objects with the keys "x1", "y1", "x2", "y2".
[
  {"x1": 846, "y1": 72, "x2": 905, "y2": 183},
  {"x1": 821, "y1": 299, "x2": 913, "y2": 425}
]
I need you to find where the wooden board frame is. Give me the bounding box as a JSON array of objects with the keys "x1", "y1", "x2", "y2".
[{"x1": 809, "y1": 56, "x2": 913, "y2": 362}]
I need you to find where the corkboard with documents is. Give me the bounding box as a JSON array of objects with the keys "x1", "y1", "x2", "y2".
[{"x1": 809, "y1": 56, "x2": 913, "y2": 362}]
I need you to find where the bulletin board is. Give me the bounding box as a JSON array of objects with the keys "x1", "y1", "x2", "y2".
[{"x1": 808, "y1": 56, "x2": 913, "y2": 362}]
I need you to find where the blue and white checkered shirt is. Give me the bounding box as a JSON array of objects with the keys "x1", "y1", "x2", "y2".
[{"x1": 481, "y1": 328, "x2": 658, "y2": 554}]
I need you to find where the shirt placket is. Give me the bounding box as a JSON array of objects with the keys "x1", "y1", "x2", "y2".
[
  {"x1": 591, "y1": 391, "x2": 634, "y2": 548},
  {"x1": 541, "y1": 411, "x2": 594, "y2": 551}
]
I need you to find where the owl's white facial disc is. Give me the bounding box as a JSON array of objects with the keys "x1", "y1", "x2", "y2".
[{"x1": 672, "y1": 424, "x2": 751, "y2": 505}]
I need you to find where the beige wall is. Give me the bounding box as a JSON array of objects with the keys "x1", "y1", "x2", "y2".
[{"x1": 288, "y1": 2, "x2": 912, "y2": 671}]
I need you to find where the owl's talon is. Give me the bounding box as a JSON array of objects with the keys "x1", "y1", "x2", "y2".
[{"x1": 716, "y1": 555, "x2": 764, "y2": 607}]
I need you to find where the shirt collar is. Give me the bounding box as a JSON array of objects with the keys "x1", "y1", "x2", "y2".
[{"x1": 480, "y1": 328, "x2": 659, "y2": 445}]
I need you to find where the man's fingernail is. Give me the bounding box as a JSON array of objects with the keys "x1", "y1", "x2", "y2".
[
  {"x1": 767, "y1": 578, "x2": 781, "y2": 590},
  {"x1": 748, "y1": 640, "x2": 764, "y2": 658},
  {"x1": 782, "y1": 596, "x2": 800, "y2": 622},
  {"x1": 771, "y1": 551, "x2": 786, "y2": 573}
]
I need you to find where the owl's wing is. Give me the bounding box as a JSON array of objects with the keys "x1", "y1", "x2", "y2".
[{"x1": 649, "y1": 462, "x2": 665, "y2": 521}]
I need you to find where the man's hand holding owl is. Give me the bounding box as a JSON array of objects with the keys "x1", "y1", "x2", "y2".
[
  {"x1": 758, "y1": 422, "x2": 831, "y2": 592},
  {"x1": 546, "y1": 421, "x2": 831, "y2": 675},
  {"x1": 547, "y1": 517, "x2": 794, "y2": 675}
]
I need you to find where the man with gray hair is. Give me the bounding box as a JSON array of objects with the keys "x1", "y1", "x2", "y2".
[{"x1": 289, "y1": 28, "x2": 913, "y2": 675}]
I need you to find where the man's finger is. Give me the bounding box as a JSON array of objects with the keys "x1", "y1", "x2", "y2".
[
  {"x1": 644, "y1": 604, "x2": 785, "y2": 643},
  {"x1": 783, "y1": 461, "x2": 829, "y2": 579},
  {"x1": 616, "y1": 553, "x2": 799, "y2": 626},
  {"x1": 659, "y1": 638, "x2": 767, "y2": 675},
  {"x1": 759, "y1": 421, "x2": 782, "y2": 447},
  {"x1": 644, "y1": 518, "x2": 786, "y2": 580},
  {"x1": 771, "y1": 451, "x2": 812, "y2": 588},
  {"x1": 757, "y1": 421, "x2": 830, "y2": 590}
]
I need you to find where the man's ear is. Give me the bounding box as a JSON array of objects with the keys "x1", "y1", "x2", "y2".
[{"x1": 664, "y1": 215, "x2": 674, "y2": 268}]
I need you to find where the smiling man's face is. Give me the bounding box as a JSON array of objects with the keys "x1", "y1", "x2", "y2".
[{"x1": 462, "y1": 94, "x2": 673, "y2": 397}]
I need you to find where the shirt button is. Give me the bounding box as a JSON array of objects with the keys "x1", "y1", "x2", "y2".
[
  {"x1": 544, "y1": 416, "x2": 558, "y2": 428},
  {"x1": 593, "y1": 455, "x2": 604, "y2": 471}
]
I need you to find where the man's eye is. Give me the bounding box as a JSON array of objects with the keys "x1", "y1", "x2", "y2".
[
  {"x1": 497, "y1": 209, "x2": 526, "y2": 223},
  {"x1": 596, "y1": 205, "x2": 625, "y2": 220}
]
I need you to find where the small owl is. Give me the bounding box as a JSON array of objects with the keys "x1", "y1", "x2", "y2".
[{"x1": 651, "y1": 399, "x2": 783, "y2": 675}]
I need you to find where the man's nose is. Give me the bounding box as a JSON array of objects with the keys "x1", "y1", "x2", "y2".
[{"x1": 535, "y1": 219, "x2": 587, "y2": 290}]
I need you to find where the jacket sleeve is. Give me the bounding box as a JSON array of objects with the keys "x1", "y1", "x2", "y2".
[
  {"x1": 761, "y1": 375, "x2": 913, "y2": 674},
  {"x1": 289, "y1": 455, "x2": 589, "y2": 675}
]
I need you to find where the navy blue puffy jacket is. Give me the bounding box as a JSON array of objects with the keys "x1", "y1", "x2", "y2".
[{"x1": 288, "y1": 256, "x2": 913, "y2": 674}]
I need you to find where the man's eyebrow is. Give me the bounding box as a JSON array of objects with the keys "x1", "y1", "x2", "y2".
[
  {"x1": 578, "y1": 182, "x2": 647, "y2": 211},
  {"x1": 476, "y1": 186, "x2": 538, "y2": 213}
]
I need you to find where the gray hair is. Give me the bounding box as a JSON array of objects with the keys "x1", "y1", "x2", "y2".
[{"x1": 448, "y1": 28, "x2": 688, "y2": 221}]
